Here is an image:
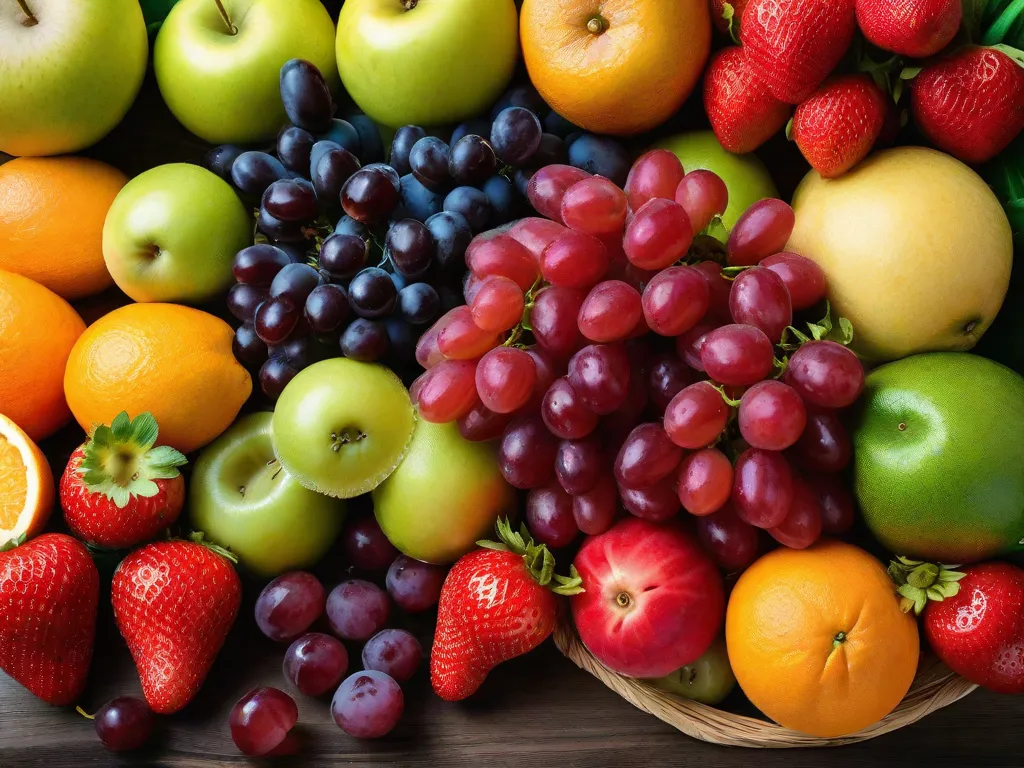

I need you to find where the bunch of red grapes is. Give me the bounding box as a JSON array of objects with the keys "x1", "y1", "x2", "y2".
[{"x1": 412, "y1": 150, "x2": 864, "y2": 573}]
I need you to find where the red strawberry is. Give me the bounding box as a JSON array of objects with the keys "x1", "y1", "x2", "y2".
[
  {"x1": 703, "y1": 46, "x2": 792, "y2": 154},
  {"x1": 910, "y1": 46, "x2": 1024, "y2": 164},
  {"x1": 741, "y1": 0, "x2": 858, "y2": 103},
  {"x1": 0, "y1": 533, "x2": 99, "y2": 705},
  {"x1": 855, "y1": 0, "x2": 961, "y2": 58},
  {"x1": 430, "y1": 519, "x2": 583, "y2": 701},
  {"x1": 791, "y1": 74, "x2": 888, "y2": 177},
  {"x1": 60, "y1": 411, "x2": 187, "y2": 549},
  {"x1": 112, "y1": 536, "x2": 241, "y2": 714}
]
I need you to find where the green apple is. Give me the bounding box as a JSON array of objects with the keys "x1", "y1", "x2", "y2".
[
  {"x1": 646, "y1": 636, "x2": 736, "y2": 705},
  {"x1": 372, "y1": 419, "x2": 516, "y2": 564},
  {"x1": 154, "y1": 0, "x2": 338, "y2": 144},
  {"x1": 0, "y1": 0, "x2": 148, "y2": 156},
  {"x1": 102, "y1": 163, "x2": 250, "y2": 303},
  {"x1": 653, "y1": 131, "x2": 779, "y2": 230},
  {"x1": 336, "y1": 0, "x2": 519, "y2": 129},
  {"x1": 272, "y1": 358, "x2": 417, "y2": 498},
  {"x1": 190, "y1": 412, "x2": 346, "y2": 578}
]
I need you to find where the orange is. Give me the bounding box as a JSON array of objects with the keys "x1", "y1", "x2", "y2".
[
  {"x1": 64, "y1": 303, "x2": 252, "y2": 455},
  {"x1": 520, "y1": 0, "x2": 711, "y2": 136},
  {"x1": 0, "y1": 156, "x2": 127, "y2": 300},
  {"x1": 0, "y1": 270, "x2": 86, "y2": 441},
  {"x1": 725, "y1": 540, "x2": 920, "y2": 738},
  {"x1": 0, "y1": 415, "x2": 54, "y2": 544}
]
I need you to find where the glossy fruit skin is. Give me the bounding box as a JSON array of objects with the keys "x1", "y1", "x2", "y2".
[
  {"x1": 93, "y1": 696, "x2": 155, "y2": 752},
  {"x1": 855, "y1": 0, "x2": 960, "y2": 57},
  {"x1": 737, "y1": 381, "x2": 807, "y2": 451},
  {"x1": 924, "y1": 562, "x2": 1024, "y2": 694},
  {"x1": 326, "y1": 580, "x2": 390, "y2": 641},
  {"x1": 647, "y1": 636, "x2": 736, "y2": 705},
  {"x1": 703, "y1": 47, "x2": 792, "y2": 154},
  {"x1": 255, "y1": 572, "x2": 326, "y2": 643},
  {"x1": 229, "y1": 686, "x2": 299, "y2": 757},
  {"x1": 785, "y1": 340, "x2": 864, "y2": 408},
  {"x1": 331, "y1": 670, "x2": 404, "y2": 738},
  {"x1": 111, "y1": 540, "x2": 241, "y2": 714},
  {"x1": 728, "y1": 267, "x2": 792, "y2": 342},
  {"x1": 0, "y1": 534, "x2": 99, "y2": 705},
  {"x1": 284, "y1": 633, "x2": 349, "y2": 696},
  {"x1": 733, "y1": 449, "x2": 794, "y2": 528},
  {"x1": 726, "y1": 540, "x2": 920, "y2": 738},
  {"x1": 571, "y1": 517, "x2": 725, "y2": 678}
]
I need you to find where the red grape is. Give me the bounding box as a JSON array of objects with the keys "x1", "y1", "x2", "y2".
[
  {"x1": 624, "y1": 149, "x2": 686, "y2": 211},
  {"x1": 527, "y1": 164, "x2": 591, "y2": 224},
  {"x1": 361, "y1": 629, "x2": 423, "y2": 683},
  {"x1": 806, "y1": 473, "x2": 856, "y2": 534},
  {"x1": 331, "y1": 671, "x2": 403, "y2": 739},
  {"x1": 526, "y1": 484, "x2": 580, "y2": 548},
  {"x1": 437, "y1": 306, "x2": 500, "y2": 360},
  {"x1": 326, "y1": 580, "x2": 390, "y2": 642},
  {"x1": 696, "y1": 503, "x2": 760, "y2": 571},
  {"x1": 92, "y1": 697, "x2": 154, "y2": 752},
  {"x1": 386, "y1": 556, "x2": 446, "y2": 613},
  {"x1": 476, "y1": 346, "x2": 537, "y2": 413},
  {"x1": 457, "y1": 400, "x2": 514, "y2": 441},
  {"x1": 600, "y1": 366, "x2": 650, "y2": 447},
  {"x1": 415, "y1": 321, "x2": 444, "y2": 369},
  {"x1": 792, "y1": 409, "x2": 852, "y2": 472},
  {"x1": 647, "y1": 352, "x2": 696, "y2": 413},
  {"x1": 578, "y1": 280, "x2": 643, "y2": 343},
  {"x1": 230, "y1": 687, "x2": 298, "y2": 757},
  {"x1": 664, "y1": 381, "x2": 730, "y2": 449},
  {"x1": 729, "y1": 267, "x2": 793, "y2": 343},
  {"x1": 615, "y1": 423, "x2": 684, "y2": 488},
  {"x1": 572, "y1": 475, "x2": 618, "y2": 533},
  {"x1": 768, "y1": 478, "x2": 823, "y2": 549},
  {"x1": 674, "y1": 170, "x2": 729, "y2": 232},
  {"x1": 737, "y1": 380, "x2": 807, "y2": 451},
  {"x1": 255, "y1": 572, "x2": 326, "y2": 643},
  {"x1": 283, "y1": 633, "x2": 349, "y2": 697},
  {"x1": 542, "y1": 377, "x2": 599, "y2": 439},
  {"x1": 466, "y1": 234, "x2": 538, "y2": 290},
  {"x1": 619, "y1": 479, "x2": 681, "y2": 521},
  {"x1": 760, "y1": 252, "x2": 827, "y2": 311},
  {"x1": 701, "y1": 324, "x2": 775, "y2": 386},
  {"x1": 561, "y1": 176, "x2": 629, "y2": 236},
  {"x1": 554, "y1": 436, "x2": 605, "y2": 495},
  {"x1": 254, "y1": 297, "x2": 300, "y2": 345},
  {"x1": 531, "y1": 285, "x2": 586, "y2": 358},
  {"x1": 524, "y1": 346, "x2": 563, "y2": 410},
  {"x1": 732, "y1": 449, "x2": 794, "y2": 528},
  {"x1": 470, "y1": 276, "x2": 524, "y2": 332},
  {"x1": 341, "y1": 515, "x2": 398, "y2": 571},
  {"x1": 507, "y1": 217, "x2": 569, "y2": 265},
  {"x1": 416, "y1": 359, "x2": 479, "y2": 423},
  {"x1": 567, "y1": 343, "x2": 631, "y2": 415},
  {"x1": 499, "y1": 414, "x2": 559, "y2": 488},
  {"x1": 541, "y1": 230, "x2": 610, "y2": 288},
  {"x1": 623, "y1": 198, "x2": 694, "y2": 270},
  {"x1": 726, "y1": 199, "x2": 796, "y2": 266},
  {"x1": 641, "y1": 265, "x2": 710, "y2": 336},
  {"x1": 691, "y1": 260, "x2": 732, "y2": 322},
  {"x1": 785, "y1": 341, "x2": 865, "y2": 408},
  {"x1": 463, "y1": 271, "x2": 486, "y2": 304},
  {"x1": 677, "y1": 448, "x2": 733, "y2": 516},
  {"x1": 675, "y1": 321, "x2": 719, "y2": 371}
]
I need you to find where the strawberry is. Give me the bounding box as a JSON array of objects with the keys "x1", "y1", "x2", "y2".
[
  {"x1": 60, "y1": 411, "x2": 187, "y2": 549},
  {"x1": 703, "y1": 46, "x2": 792, "y2": 154},
  {"x1": 112, "y1": 535, "x2": 241, "y2": 714},
  {"x1": 790, "y1": 74, "x2": 888, "y2": 177},
  {"x1": 910, "y1": 46, "x2": 1024, "y2": 164},
  {"x1": 430, "y1": 519, "x2": 583, "y2": 701},
  {"x1": 0, "y1": 533, "x2": 99, "y2": 705},
  {"x1": 855, "y1": 0, "x2": 961, "y2": 58},
  {"x1": 740, "y1": 0, "x2": 859, "y2": 103}
]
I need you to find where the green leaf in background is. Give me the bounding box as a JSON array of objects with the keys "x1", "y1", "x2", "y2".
[
  {"x1": 963, "y1": 0, "x2": 992, "y2": 40},
  {"x1": 982, "y1": 132, "x2": 1024, "y2": 253},
  {"x1": 981, "y1": 0, "x2": 1024, "y2": 46},
  {"x1": 140, "y1": 0, "x2": 180, "y2": 39}
]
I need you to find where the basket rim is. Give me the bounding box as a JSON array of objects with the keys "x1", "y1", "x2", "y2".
[{"x1": 553, "y1": 616, "x2": 978, "y2": 748}]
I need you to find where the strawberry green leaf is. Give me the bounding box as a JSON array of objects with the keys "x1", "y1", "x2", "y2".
[
  {"x1": 990, "y1": 43, "x2": 1024, "y2": 67},
  {"x1": 131, "y1": 412, "x2": 160, "y2": 450},
  {"x1": 784, "y1": 117, "x2": 795, "y2": 141},
  {"x1": 899, "y1": 66, "x2": 923, "y2": 80},
  {"x1": 110, "y1": 411, "x2": 133, "y2": 443}
]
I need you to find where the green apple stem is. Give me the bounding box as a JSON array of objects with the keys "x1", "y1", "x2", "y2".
[
  {"x1": 401, "y1": 0, "x2": 418, "y2": 9},
  {"x1": 213, "y1": 0, "x2": 237, "y2": 34},
  {"x1": 14, "y1": 0, "x2": 38, "y2": 26}
]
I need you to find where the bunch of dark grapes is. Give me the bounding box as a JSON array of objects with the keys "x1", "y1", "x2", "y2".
[{"x1": 411, "y1": 149, "x2": 866, "y2": 573}]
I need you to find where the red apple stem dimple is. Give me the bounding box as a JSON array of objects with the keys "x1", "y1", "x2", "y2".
[
  {"x1": 15, "y1": 0, "x2": 38, "y2": 26},
  {"x1": 213, "y1": 0, "x2": 237, "y2": 35}
]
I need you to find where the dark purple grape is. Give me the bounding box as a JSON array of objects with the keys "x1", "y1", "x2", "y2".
[
  {"x1": 233, "y1": 324, "x2": 268, "y2": 367},
  {"x1": 397, "y1": 174, "x2": 443, "y2": 222},
  {"x1": 232, "y1": 151, "x2": 288, "y2": 196},
  {"x1": 341, "y1": 167, "x2": 400, "y2": 223},
  {"x1": 363, "y1": 162, "x2": 401, "y2": 190},
  {"x1": 341, "y1": 319, "x2": 388, "y2": 362},
  {"x1": 233, "y1": 244, "x2": 292, "y2": 285},
  {"x1": 390, "y1": 126, "x2": 427, "y2": 176},
  {"x1": 280, "y1": 59, "x2": 333, "y2": 133},
  {"x1": 449, "y1": 135, "x2": 497, "y2": 185},
  {"x1": 387, "y1": 219, "x2": 434, "y2": 278},
  {"x1": 361, "y1": 629, "x2": 423, "y2": 683},
  {"x1": 568, "y1": 133, "x2": 631, "y2": 187},
  {"x1": 543, "y1": 110, "x2": 578, "y2": 139},
  {"x1": 260, "y1": 356, "x2": 298, "y2": 399},
  {"x1": 276, "y1": 242, "x2": 307, "y2": 263},
  {"x1": 388, "y1": 270, "x2": 409, "y2": 292},
  {"x1": 424, "y1": 210, "x2": 472, "y2": 274},
  {"x1": 483, "y1": 175, "x2": 517, "y2": 224},
  {"x1": 269, "y1": 336, "x2": 311, "y2": 368},
  {"x1": 409, "y1": 137, "x2": 451, "y2": 190},
  {"x1": 347, "y1": 113, "x2": 384, "y2": 163},
  {"x1": 92, "y1": 696, "x2": 154, "y2": 752},
  {"x1": 514, "y1": 168, "x2": 534, "y2": 196},
  {"x1": 490, "y1": 85, "x2": 547, "y2": 119},
  {"x1": 335, "y1": 215, "x2": 369, "y2": 239},
  {"x1": 270, "y1": 263, "x2": 321, "y2": 304},
  {"x1": 204, "y1": 144, "x2": 244, "y2": 181},
  {"x1": 320, "y1": 118, "x2": 362, "y2": 155},
  {"x1": 227, "y1": 283, "x2": 267, "y2": 323},
  {"x1": 443, "y1": 186, "x2": 491, "y2": 233},
  {"x1": 263, "y1": 179, "x2": 318, "y2": 222},
  {"x1": 257, "y1": 207, "x2": 304, "y2": 243},
  {"x1": 451, "y1": 118, "x2": 491, "y2": 146},
  {"x1": 311, "y1": 139, "x2": 343, "y2": 172},
  {"x1": 312, "y1": 146, "x2": 361, "y2": 208},
  {"x1": 341, "y1": 514, "x2": 398, "y2": 571},
  {"x1": 254, "y1": 297, "x2": 300, "y2": 344},
  {"x1": 386, "y1": 555, "x2": 445, "y2": 613},
  {"x1": 348, "y1": 268, "x2": 396, "y2": 318},
  {"x1": 305, "y1": 284, "x2": 349, "y2": 333},
  {"x1": 532, "y1": 133, "x2": 568, "y2": 167},
  {"x1": 490, "y1": 107, "x2": 543, "y2": 166},
  {"x1": 319, "y1": 233, "x2": 368, "y2": 280},
  {"x1": 277, "y1": 127, "x2": 316, "y2": 173},
  {"x1": 398, "y1": 283, "x2": 440, "y2": 325}
]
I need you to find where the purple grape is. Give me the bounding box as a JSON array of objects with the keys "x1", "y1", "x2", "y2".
[
  {"x1": 318, "y1": 233, "x2": 367, "y2": 280},
  {"x1": 280, "y1": 58, "x2": 333, "y2": 133},
  {"x1": 449, "y1": 134, "x2": 497, "y2": 185},
  {"x1": 254, "y1": 297, "x2": 300, "y2": 344},
  {"x1": 398, "y1": 283, "x2": 440, "y2": 325},
  {"x1": 331, "y1": 671, "x2": 403, "y2": 739},
  {"x1": 320, "y1": 118, "x2": 362, "y2": 156},
  {"x1": 490, "y1": 107, "x2": 543, "y2": 166},
  {"x1": 233, "y1": 324, "x2": 268, "y2": 368},
  {"x1": 361, "y1": 629, "x2": 423, "y2": 683},
  {"x1": 304, "y1": 283, "x2": 349, "y2": 333},
  {"x1": 92, "y1": 696, "x2": 154, "y2": 752},
  {"x1": 277, "y1": 126, "x2": 316, "y2": 173},
  {"x1": 326, "y1": 579, "x2": 390, "y2": 641},
  {"x1": 443, "y1": 186, "x2": 491, "y2": 233},
  {"x1": 390, "y1": 126, "x2": 427, "y2": 176},
  {"x1": 270, "y1": 263, "x2": 321, "y2": 304},
  {"x1": 233, "y1": 244, "x2": 292, "y2": 285},
  {"x1": 232, "y1": 151, "x2": 288, "y2": 196},
  {"x1": 387, "y1": 219, "x2": 434, "y2": 278},
  {"x1": 341, "y1": 319, "x2": 388, "y2": 362},
  {"x1": 227, "y1": 283, "x2": 267, "y2": 323},
  {"x1": 255, "y1": 572, "x2": 326, "y2": 643},
  {"x1": 409, "y1": 137, "x2": 450, "y2": 190},
  {"x1": 263, "y1": 178, "x2": 318, "y2": 222},
  {"x1": 341, "y1": 514, "x2": 398, "y2": 570},
  {"x1": 312, "y1": 145, "x2": 361, "y2": 206},
  {"x1": 204, "y1": 144, "x2": 244, "y2": 181},
  {"x1": 260, "y1": 356, "x2": 299, "y2": 400},
  {"x1": 341, "y1": 167, "x2": 400, "y2": 223},
  {"x1": 348, "y1": 267, "x2": 397, "y2": 318},
  {"x1": 283, "y1": 632, "x2": 349, "y2": 697},
  {"x1": 385, "y1": 555, "x2": 445, "y2": 613},
  {"x1": 257, "y1": 206, "x2": 304, "y2": 243}
]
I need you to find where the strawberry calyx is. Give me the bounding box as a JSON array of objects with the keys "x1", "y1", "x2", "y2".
[
  {"x1": 888, "y1": 555, "x2": 967, "y2": 615},
  {"x1": 185, "y1": 531, "x2": 239, "y2": 565},
  {"x1": 0, "y1": 532, "x2": 27, "y2": 552},
  {"x1": 77, "y1": 411, "x2": 187, "y2": 509},
  {"x1": 478, "y1": 518, "x2": 584, "y2": 596}
]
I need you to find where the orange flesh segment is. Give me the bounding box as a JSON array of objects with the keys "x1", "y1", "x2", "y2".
[{"x1": 0, "y1": 433, "x2": 28, "y2": 530}]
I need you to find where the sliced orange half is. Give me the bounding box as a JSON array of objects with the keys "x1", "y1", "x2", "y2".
[{"x1": 0, "y1": 414, "x2": 54, "y2": 543}]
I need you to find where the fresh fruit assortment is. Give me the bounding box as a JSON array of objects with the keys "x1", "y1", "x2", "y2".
[{"x1": 2, "y1": 0, "x2": 1024, "y2": 756}]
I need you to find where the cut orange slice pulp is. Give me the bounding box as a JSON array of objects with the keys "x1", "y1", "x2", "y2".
[{"x1": 0, "y1": 414, "x2": 54, "y2": 543}]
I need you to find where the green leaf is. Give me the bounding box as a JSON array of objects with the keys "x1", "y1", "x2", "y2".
[
  {"x1": 145, "y1": 445, "x2": 188, "y2": 473},
  {"x1": 963, "y1": 0, "x2": 991, "y2": 39},
  {"x1": 982, "y1": 0, "x2": 1024, "y2": 44},
  {"x1": 938, "y1": 569, "x2": 967, "y2": 582},
  {"x1": 926, "y1": 586, "x2": 947, "y2": 602},
  {"x1": 785, "y1": 117, "x2": 795, "y2": 141},
  {"x1": 130, "y1": 412, "x2": 159, "y2": 449},
  {"x1": 538, "y1": 547, "x2": 555, "y2": 586},
  {"x1": 908, "y1": 563, "x2": 940, "y2": 588},
  {"x1": 936, "y1": 580, "x2": 962, "y2": 598},
  {"x1": 990, "y1": 43, "x2": 1024, "y2": 67},
  {"x1": 704, "y1": 216, "x2": 729, "y2": 244},
  {"x1": 892, "y1": 78, "x2": 904, "y2": 104},
  {"x1": 899, "y1": 66, "x2": 923, "y2": 80},
  {"x1": 110, "y1": 411, "x2": 133, "y2": 443}
]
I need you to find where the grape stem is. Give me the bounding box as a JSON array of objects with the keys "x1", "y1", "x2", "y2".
[
  {"x1": 14, "y1": 0, "x2": 37, "y2": 25},
  {"x1": 75, "y1": 706, "x2": 96, "y2": 721},
  {"x1": 212, "y1": 0, "x2": 237, "y2": 34}
]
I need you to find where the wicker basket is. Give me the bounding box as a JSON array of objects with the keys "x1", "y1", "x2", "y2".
[{"x1": 553, "y1": 617, "x2": 977, "y2": 748}]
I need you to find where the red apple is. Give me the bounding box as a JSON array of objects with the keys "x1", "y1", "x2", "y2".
[{"x1": 570, "y1": 517, "x2": 725, "y2": 678}]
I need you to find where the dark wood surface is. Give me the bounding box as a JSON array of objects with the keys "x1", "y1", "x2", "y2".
[{"x1": 4, "y1": 56, "x2": 1024, "y2": 768}]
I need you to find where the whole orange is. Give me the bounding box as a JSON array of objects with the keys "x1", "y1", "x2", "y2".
[
  {"x1": 725, "y1": 540, "x2": 920, "y2": 737},
  {"x1": 0, "y1": 157, "x2": 127, "y2": 301},
  {"x1": 0, "y1": 270, "x2": 86, "y2": 441},
  {"x1": 520, "y1": 0, "x2": 711, "y2": 136},
  {"x1": 64, "y1": 303, "x2": 252, "y2": 455}
]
